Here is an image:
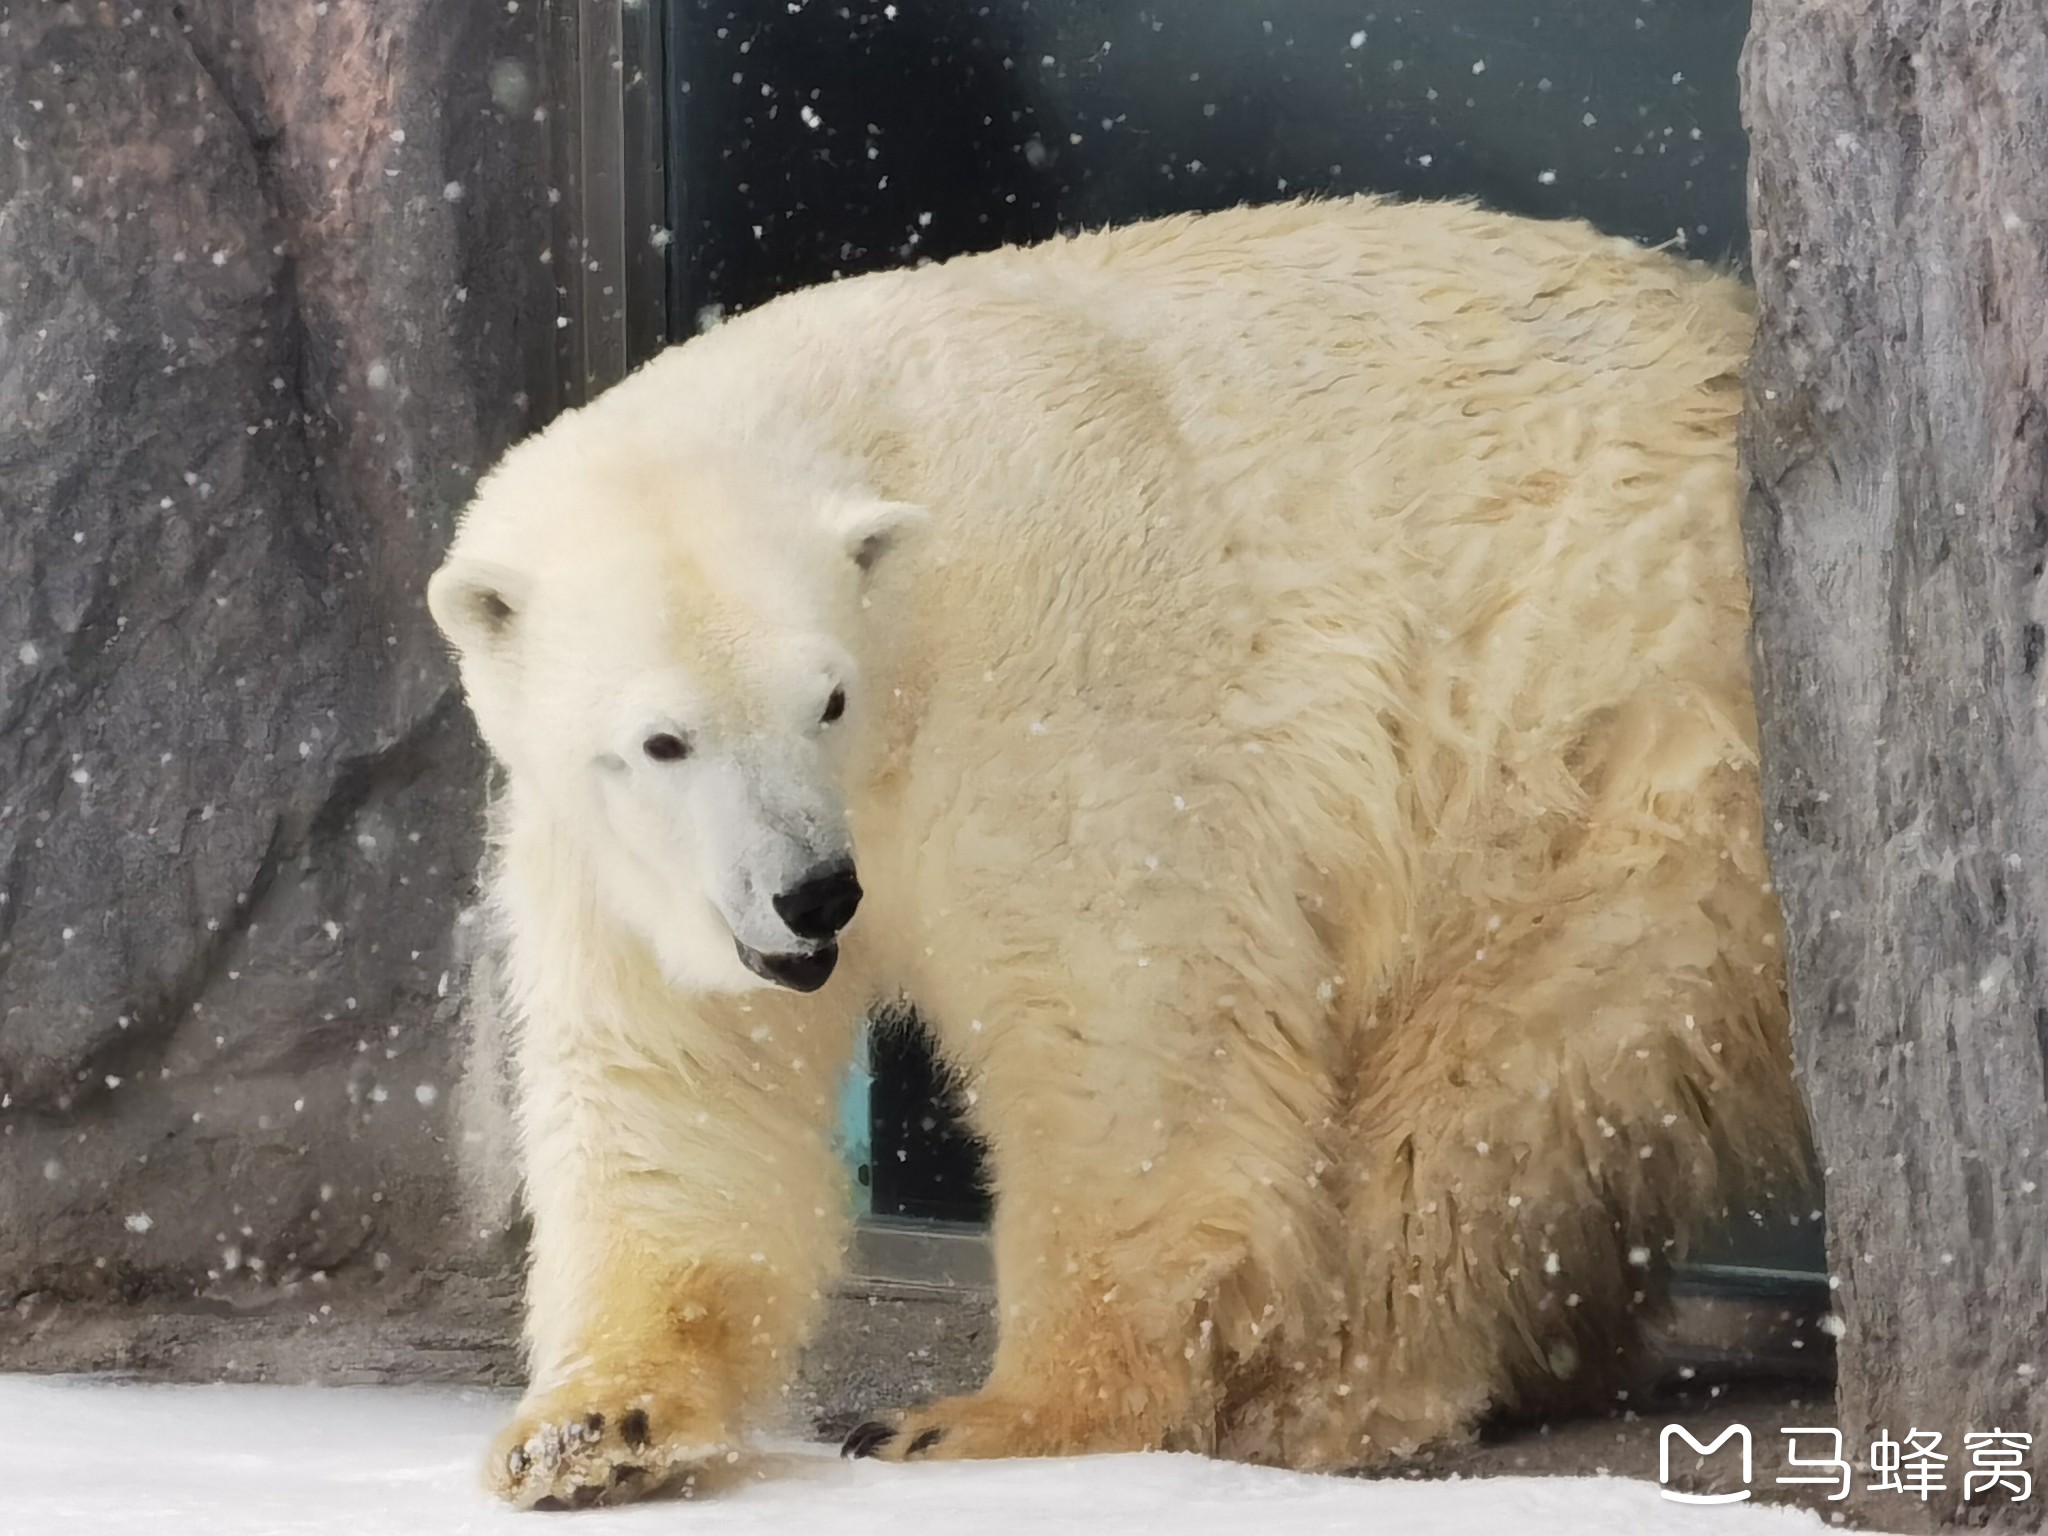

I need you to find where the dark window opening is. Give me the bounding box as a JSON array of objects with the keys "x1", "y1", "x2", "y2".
[{"x1": 662, "y1": 0, "x2": 1754, "y2": 336}]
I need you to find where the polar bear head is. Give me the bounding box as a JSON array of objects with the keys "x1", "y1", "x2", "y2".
[{"x1": 428, "y1": 421, "x2": 924, "y2": 996}]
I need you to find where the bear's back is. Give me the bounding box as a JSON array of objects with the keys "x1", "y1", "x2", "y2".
[{"x1": 567, "y1": 198, "x2": 1758, "y2": 881}]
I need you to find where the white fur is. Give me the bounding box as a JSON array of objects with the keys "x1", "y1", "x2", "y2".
[{"x1": 431, "y1": 197, "x2": 1806, "y2": 1507}]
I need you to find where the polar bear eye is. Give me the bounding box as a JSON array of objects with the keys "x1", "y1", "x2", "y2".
[
  {"x1": 642, "y1": 732, "x2": 691, "y2": 764},
  {"x1": 821, "y1": 687, "x2": 847, "y2": 725}
]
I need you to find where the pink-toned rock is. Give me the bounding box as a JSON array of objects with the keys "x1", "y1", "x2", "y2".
[{"x1": 0, "y1": 0, "x2": 547, "y2": 1320}]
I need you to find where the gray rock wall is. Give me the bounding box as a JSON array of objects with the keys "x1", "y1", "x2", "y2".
[
  {"x1": 1742, "y1": 0, "x2": 2048, "y2": 1526},
  {"x1": 0, "y1": 0, "x2": 548, "y2": 1334}
]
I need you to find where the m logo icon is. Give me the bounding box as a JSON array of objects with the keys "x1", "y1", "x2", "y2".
[{"x1": 1659, "y1": 1424, "x2": 1754, "y2": 1504}]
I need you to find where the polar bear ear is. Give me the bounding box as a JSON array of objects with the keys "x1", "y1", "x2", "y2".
[
  {"x1": 427, "y1": 559, "x2": 527, "y2": 655},
  {"x1": 829, "y1": 497, "x2": 929, "y2": 575}
]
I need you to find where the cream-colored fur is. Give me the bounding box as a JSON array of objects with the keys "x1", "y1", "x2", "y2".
[{"x1": 428, "y1": 196, "x2": 1806, "y2": 1508}]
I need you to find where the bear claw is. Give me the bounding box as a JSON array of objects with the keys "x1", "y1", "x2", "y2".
[
  {"x1": 841, "y1": 1420, "x2": 899, "y2": 1458},
  {"x1": 905, "y1": 1426, "x2": 947, "y2": 1456}
]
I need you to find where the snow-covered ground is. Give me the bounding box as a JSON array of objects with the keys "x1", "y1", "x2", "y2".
[{"x1": 0, "y1": 1374, "x2": 1858, "y2": 1535}]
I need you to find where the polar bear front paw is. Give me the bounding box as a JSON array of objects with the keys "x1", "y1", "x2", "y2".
[{"x1": 487, "y1": 1380, "x2": 731, "y2": 1509}]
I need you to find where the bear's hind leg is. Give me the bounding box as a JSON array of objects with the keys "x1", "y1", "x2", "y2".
[{"x1": 1260, "y1": 862, "x2": 1806, "y2": 1471}]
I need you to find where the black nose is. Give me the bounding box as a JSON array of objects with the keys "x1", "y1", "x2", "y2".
[{"x1": 773, "y1": 862, "x2": 863, "y2": 942}]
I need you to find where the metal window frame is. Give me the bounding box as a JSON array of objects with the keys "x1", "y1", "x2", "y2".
[{"x1": 538, "y1": 0, "x2": 671, "y2": 406}]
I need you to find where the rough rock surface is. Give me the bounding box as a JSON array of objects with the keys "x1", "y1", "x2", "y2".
[
  {"x1": 0, "y1": 0, "x2": 549, "y2": 1320},
  {"x1": 1742, "y1": 1, "x2": 2048, "y2": 1527}
]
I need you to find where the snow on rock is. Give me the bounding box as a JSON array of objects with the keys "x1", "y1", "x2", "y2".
[{"x1": 0, "y1": 1375, "x2": 1860, "y2": 1536}]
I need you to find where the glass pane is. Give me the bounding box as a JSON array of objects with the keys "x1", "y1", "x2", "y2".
[{"x1": 664, "y1": 0, "x2": 1750, "y2": 332}]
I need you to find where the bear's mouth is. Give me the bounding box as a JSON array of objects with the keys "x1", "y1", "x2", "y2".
[{"x1": 734, "y1": 939, "x2": 839, "y2": 993}]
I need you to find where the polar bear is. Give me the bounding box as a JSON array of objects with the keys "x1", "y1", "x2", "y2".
[{"x1": 429, "y1": 196, "x2": 1806, "y2": 1508}]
